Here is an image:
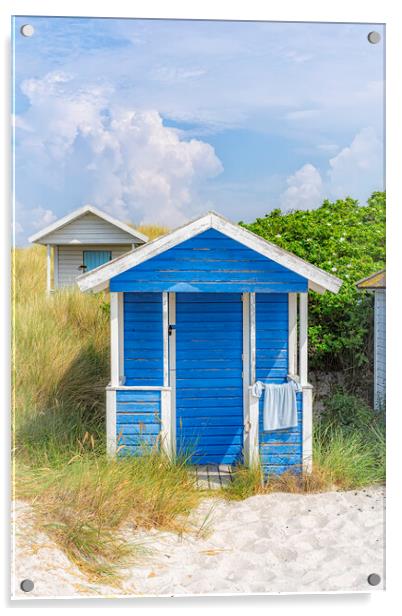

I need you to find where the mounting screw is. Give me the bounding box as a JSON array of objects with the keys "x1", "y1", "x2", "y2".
[
  {"x1": 367, "y1": 31, "x2": 381, "y2": 44},
  {"x1": 20, "y1": 579, "x2": 34, "y2": 592},
  {"x1": 367, "y1": 573, "x2": 381, "y2": 586},
  {"x1": 20, "y1": 24, "x2": 34, "y2": 37}
]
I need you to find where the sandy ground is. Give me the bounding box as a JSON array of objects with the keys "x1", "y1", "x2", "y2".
[{"x1": 12, "y1": 487, "x2": 385, "y2": 598}]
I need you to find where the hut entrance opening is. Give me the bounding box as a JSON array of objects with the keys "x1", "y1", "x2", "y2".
[{"x1": 175, "y1": 293, "x2": 244, "y2": 465}]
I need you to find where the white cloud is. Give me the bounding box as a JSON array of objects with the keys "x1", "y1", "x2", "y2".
[
  {"x1": 328, "y1": 127, "x2": 383, "y2": 200},
  {"x1": 280, "y1": 127, "x2": 383, "y2": 211},
  {"x1": 16, "y1": 72, "x2": 223, "y2": 227},
  {"x1": 31, "y1": 207, "x2": 57, "y2": 230},
  {"x1": 280, "y1": 163, "x2": 323, "y2": 211}
]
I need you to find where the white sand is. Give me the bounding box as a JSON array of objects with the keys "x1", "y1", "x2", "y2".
[{"x1": 12, "y1": 487, "x2": 385, "y2": 598}]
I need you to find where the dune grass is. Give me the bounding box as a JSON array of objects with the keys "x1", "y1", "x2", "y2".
[
  {"x1": 16, "y1": 449, "x2": 199, "y2": 581},
  {"x1": 133, "y1": 224, "x2": 170, "y2": 240},
  {"x1": 12, "y1": 245, "x2": 200, "y2": 582},
  {"x1": 224, "y1": 413, "x2": 385, "y2": 500}
]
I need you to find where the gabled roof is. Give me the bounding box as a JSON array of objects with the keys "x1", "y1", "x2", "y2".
[
  {"x1": 356, "y1": 269, "x2": 386, "y2": 289},
  {"x1": 28, "y1": 204, "x2": 148, "y2": 244},
  {"x1": 77, "y1": 211, "x2": 342, "y2": 294}
]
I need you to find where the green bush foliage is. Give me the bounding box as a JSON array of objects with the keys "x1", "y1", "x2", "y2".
[
  {"x1": 319, "y1": 390, "x2": 383, "y2": 433},
  {"x1": 242, "y1": 192, "x2": 385, "y2": 373}
]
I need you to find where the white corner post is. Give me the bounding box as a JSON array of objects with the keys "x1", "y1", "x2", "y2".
[
  {"x1": 106, "y1": 388, "x2": 117, "y2": 457},
  {"x1": 107, "y1": 292, "x2": 123, "y2": 457},
  {"x1": 110, "y1": 292, "x2": 122, "y2": 387},
  {"x1": 299, "y1": 292, "x2": 313, "y2": 473},
  {"x1": 288, "y1": 293, "x2": 298, "y2": 375},
  {"x1": 53, "y1": 246, "x2": 59, "y2": 290},
  {"x1": 161, "y1": 292, "x2": 174, "y2": 458},
  {"x1": 46, "y1": 244, "x2": 51, "y2": 294}
]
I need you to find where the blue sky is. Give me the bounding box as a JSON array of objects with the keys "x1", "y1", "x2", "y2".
[{"x1": 13, "y1": 17, "x2": 385, "y2": 245}]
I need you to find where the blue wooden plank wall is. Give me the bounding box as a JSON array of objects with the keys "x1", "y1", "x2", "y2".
[
  {"x1": 124, "y1": 292, "x2": 163, "y2": 386},
  {"x1": 116, "y1": 389, "x2": 161, "y2": 456},
  {"x1": 176, "y1": 293, "x2": 244, "y2": 465},
  {"x1": 110, "y1": 229, "x2": 308, "y2": 293},
  {"x1": 256, "y1": 294, "x2": 303, "y2": 476}
]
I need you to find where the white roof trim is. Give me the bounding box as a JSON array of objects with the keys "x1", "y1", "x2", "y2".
[
  {"x1": 77, "y1": 211, "x2": 342, "y2": 294},
  {"x1": 28, "y1": 204, "x2": 148, "y2": 244}
]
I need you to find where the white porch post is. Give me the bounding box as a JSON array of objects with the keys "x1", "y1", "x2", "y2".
[
  {"x1": 248, "y1": 386, "x2": 260, "y2": 467},
  {"x1": 288, "y1": 293, "x2": 298, "y2": 375},
  {"x1": 106, "y1": 387, "x2": 117, "y2": 457},
  {"x1": 299, "y1": 292, "x2": 313, "y2": 473},
  {"x1": 299, "y1": 293, "x2": 308, "y2": 386},
  {"x1": 110, "y1": 292, "x2": 121, "y2": 387},
  {"x1": 161, "y1": 291, "x2": 173, "y2": 458},
  {"x1": 118, "y1": 292, "x2": 124, "y2": 382},
  {"x1": 108, "y1": 292, "x2": 122, "y2": 458},
  {"x1": 249, "y1": 292, "x2": 256, "y2": 385},
  {"x1": 46, "y1": 244, "x2": 51, "y2": 294},
  {"x1": 161, "y1": 389, "x2": 173, "y2": 458},
  {"x1": 302, "y1": 385, "x2": 313, "y2": 473},
  {"x1": 245, "y1": 293, "x2": 258, "y2": 467},
  {"x1": 242, "y1": 293, "x2": 251, "y2": 463},
  {"x1": 162, "y1": 292, "x2": 169, "y2": 387}
]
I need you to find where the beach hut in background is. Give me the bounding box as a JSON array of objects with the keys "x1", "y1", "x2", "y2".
[
  {"x1": 77, "y1": 212, "x2": 342, "y2": 476},
  {"x1": 357, "y1": 269, "x2": 386, "y2": 409},
  {"x1": 29, "y1": 204, "x2": 148, "y2": 293}
]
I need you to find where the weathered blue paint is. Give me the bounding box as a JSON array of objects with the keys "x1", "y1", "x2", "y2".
[
  {"x1": 112, "y1": 229, "x2": 307, "y2": 474},
  {"x1": 176, "y1": 293, "x2": 243, "y2": 465},
  {"x1": 124, "y1": 293, "x2": 164, "y2": 386},
  {"x1": 110, "y1": 229, "x2": 308, "y2": 293},
  {"x1": 256, "y1": 294, "x2": 303, "y2": 476},
  {"x1": 116, "y1": 389, "x2": 161, "y2": 456},
  {"x1": 83, "y1": 250, "x2": 112, "y2": 271}
]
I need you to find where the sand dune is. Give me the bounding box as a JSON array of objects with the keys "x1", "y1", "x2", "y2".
[{"x1": 12, "y1": 487, "x2": 385, "y2": 598}]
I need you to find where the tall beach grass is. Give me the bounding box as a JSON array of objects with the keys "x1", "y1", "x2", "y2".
[{"x1": 13, "y1": 245, "x2": 199, "y2": 581}]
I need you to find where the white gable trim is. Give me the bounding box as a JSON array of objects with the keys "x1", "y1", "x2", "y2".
[
  {"x1": 77, "y1": 211, "x2": 342, "y2": 294},
  {"x1": 28, "y1": 204, "x2": 148, "y2": 244}
]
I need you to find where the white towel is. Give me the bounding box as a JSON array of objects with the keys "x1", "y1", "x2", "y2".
[{"x1": 252, "y1": 380, "x2": 300, "y2": 431}]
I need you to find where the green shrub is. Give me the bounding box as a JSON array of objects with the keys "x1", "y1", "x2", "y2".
[
  {"x1": 320, "y1": 390, "x2": 380, "y2": 432},
  {"x1": 242, "y1": 192, "x2": 385, "y2": 374}
]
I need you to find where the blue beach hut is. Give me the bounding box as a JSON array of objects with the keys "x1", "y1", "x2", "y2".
[{"x1": 77, "y1": 212, "x2": 342, "y2": 476}]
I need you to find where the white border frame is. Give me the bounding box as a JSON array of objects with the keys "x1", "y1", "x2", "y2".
[{"x1": 5, "y1": 3, "x2": 397, "y2": 607}]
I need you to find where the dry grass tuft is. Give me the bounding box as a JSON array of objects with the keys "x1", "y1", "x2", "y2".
[
  {"x1": 133, "y1": 224, "x2": 170, "y2": 240},
  {"x1": 16, "y1": 450, "x2": 200, "y2": 581}
]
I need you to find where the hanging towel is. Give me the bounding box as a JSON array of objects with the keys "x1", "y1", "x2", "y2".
[{"x1": 252, "y1": 380, "x2": 300, "y2": 431}]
